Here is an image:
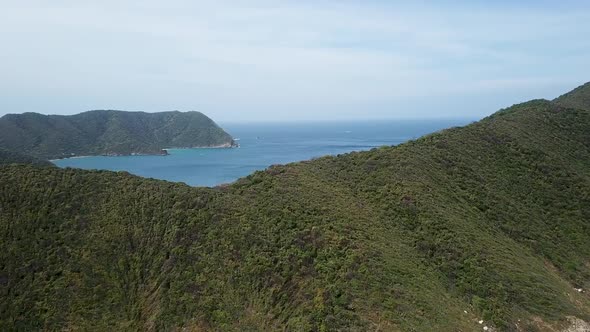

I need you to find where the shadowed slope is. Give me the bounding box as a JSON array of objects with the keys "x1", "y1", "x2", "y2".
[{"x1": 0, "y1": 148, "x2": 53, "y2": 167}]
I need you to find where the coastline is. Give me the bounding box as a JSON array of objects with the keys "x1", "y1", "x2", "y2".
[
  {"x1": 51, "y1": 143, "x2": 237, "y2": 161},
  {"x1": 49, "y1": 155, "x2": 92, "y2": 162},
  {"x1": 163, "y1": 144, "x2": 238, "y2": 151},
  {"x1": 50, "y1": 151, "x2": 168, "y2": 161}
]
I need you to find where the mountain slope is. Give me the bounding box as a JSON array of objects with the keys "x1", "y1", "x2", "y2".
[
  {"x1": 0, "y1": 110, "x2": 235, "y2": 159},
  {"x1": 0, "y1": 148, "x2": 54, "y2": 167},
  {"x1": 554, "y1": 82, "x2": 590, "y2": 110},
  {"x1": 1, "y1": 86, "x2": 590, "y2": 331}
]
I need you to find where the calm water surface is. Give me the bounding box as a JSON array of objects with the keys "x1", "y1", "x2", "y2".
[{"x1": 54, "y1": 120, "x2": 471, "y2": 187}]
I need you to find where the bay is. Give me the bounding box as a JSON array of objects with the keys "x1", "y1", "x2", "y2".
[{"x1": 53, "y1": 119, "x2": 471, "y2": 187}]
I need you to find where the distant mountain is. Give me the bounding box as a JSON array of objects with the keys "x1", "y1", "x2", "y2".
[
  {"x1": 0, "y1": 148, "x2": 53, "y2": 167},
  {"x1": 0, "y1": 110, "x2": 235, "y2": 159},
  {"x1": 1, "y1": 84, "x2": 590, "y2": 331}
]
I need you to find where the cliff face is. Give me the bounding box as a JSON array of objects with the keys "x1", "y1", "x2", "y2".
[
  {"x1": 0, "y1": 84, "x2": 590, "y2": 331},
  {"x1": 0, "y1": 110, "x2": 235, "y2": 159}
]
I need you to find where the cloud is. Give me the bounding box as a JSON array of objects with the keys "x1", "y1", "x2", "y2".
[{"x1": 0, "y1": 0, "x2": 588, "y2": 121}]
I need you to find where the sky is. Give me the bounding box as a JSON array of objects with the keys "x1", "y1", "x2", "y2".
[{"x1": 1, "y1": 0, "x2": 589, "y2": 122}]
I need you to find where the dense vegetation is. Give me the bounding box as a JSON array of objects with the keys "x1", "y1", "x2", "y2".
[
  {"x1": 555, "y1": 82, "x2": 590, "y2": 111},
  {"x1": 1, "y1": 83, "x2": 589, "y2": 331},
  {"x1": 0, "y1": 110, "x2": 235, "y2": 160},
  {"x1": 0, "y1": 148, "x2": 53, "y2": 167}
]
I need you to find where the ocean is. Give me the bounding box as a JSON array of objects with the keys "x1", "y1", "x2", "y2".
[{"x1": 53, "y1": 119, "x2": 471, "y2": 187}]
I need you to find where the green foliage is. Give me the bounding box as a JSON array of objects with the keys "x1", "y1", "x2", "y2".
[
  {"x1": 0, "y1": 110, "x2": 235, "y2": 159},
  {"x1": 0, "y1": 147, "x2": 53, "y2": 167},
  {"x1": 554, "y1": 81, "x2": 590, "y2": 111},
  {"x1": 1, "y1": 85, "x2": 590, "y2": 330}
]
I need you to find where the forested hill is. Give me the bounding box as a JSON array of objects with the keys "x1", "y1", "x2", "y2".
[
  {"x1": 0, "y1": 110, "x2": 235, "y2": 159},
  {"x1": 0, "y1": 148, "x2": 53, "y2": 167},
  {"x1": 1, "y1": 83, "x2": 590, "y2": 331},
  {"x1": 554, "y1": 82, "x2": 590, "y2": 110}
]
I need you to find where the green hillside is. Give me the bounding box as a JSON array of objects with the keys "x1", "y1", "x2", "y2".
[
  {"x1": 555, "y1": 82, "x2": 590, "y2": 110},
  {"x1": 0, "y1": 110, "x2": 235, "y2": 160},
  {"x1": 0, "y1": 148, "x2": 54, "y2": 167},
  {"x1": 1, "y1": 84, "x2": 590, "y2": 331}
]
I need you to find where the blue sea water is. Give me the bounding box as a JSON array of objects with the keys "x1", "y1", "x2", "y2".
[{"x1": 53, "y1": 119, "x2": 471, "y2": 187}]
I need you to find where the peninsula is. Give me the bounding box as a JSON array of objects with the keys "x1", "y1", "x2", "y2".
[{"x1": 0, "y1": 110, "x2": 235, "y2": 160}]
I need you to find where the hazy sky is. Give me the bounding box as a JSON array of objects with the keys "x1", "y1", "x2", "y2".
[{"x1": 1, "y1": 1, "x2": 589, "y2": 122}]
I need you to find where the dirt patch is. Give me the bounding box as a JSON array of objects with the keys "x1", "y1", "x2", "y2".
[{"x1": 562, "y1": 317, "x2": 590, "y2": 332}]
